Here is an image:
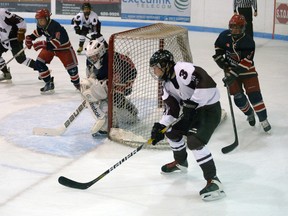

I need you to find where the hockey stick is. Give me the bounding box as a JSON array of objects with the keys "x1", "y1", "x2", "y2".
[
  {"x1": 58, "y1": 114, "x2": 184, "y2": 190},
  {"x1": 0, "y1": 46, "x2": 27, "y2": 70},
  {"x1": 221, "y1": 86, "x2": 239, "y2": 154},
  {"x1": 33, "y1": 100, "x2": 87, "y2": 136}
]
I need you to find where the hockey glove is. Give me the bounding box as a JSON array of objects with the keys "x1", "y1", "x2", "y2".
[
  {"x1": 74, "y1": 25, "x2": 82, "y2": 35},
  {"x1": 17, "y1": 28, "x2": 26, "y2": 42},
  {"x1": 81, "y1": 26, "x2": 89, "y2": 36},
  {"x1": 25, "y1": 36, "x2": 33, "y2": 49},
  {"x1": 150, "y1": 123, "x2": 166, "y2": 145},
  {"x1": 223, "y1": 69, "x2": 238, "y2": 87},
  {"x1": 183, "y1": 100, "x2": 198, "y2": 120},
  {"x1": 33, "y1": 41, "x2": 47, "y2": 51}
]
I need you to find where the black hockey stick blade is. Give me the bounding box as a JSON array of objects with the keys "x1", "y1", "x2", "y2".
[
  {"x1": 221, "y1": 139, "x2": 238, "y2": 154},
  {"x1": 58, "y1": 115, "x2": 184, "y2": 190},
  {"x1": 58, "y1": 144, "x2": 145, "y2": 190}
]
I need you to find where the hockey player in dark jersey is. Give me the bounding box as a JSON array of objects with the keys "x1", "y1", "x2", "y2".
[
  {"x1": 25, "y1": 8, "x2": 80, "y2": 94},
  {"x1": 80, "y1": 36, "x2": 138, "y2": 136},
  {"x1": 0, "y1": 8, "x2": 35, "y2": 82},
  {"x1": 213, "y1": 14, "x2": 271, "y2": 132},
  {"x1": 149, "y1": 49, "x2": 225, "y2": 201}
]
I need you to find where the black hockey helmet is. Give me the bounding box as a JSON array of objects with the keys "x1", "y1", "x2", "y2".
[
  {"x1": 82, "y1": 3, "x2": 92, "y2": 16},
  {"x1": 82, "y1": 3, "x2": 92, "y2": 10},
  {"x1": 149, "y1": 49, "x2": 175, "y2": 81}
]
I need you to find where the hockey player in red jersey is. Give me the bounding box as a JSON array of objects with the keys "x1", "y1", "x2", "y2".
[
  {"x1": 149, "y1": 49, "x2": 226, "y2": 201},
  {"x1": 213, "y1": 14, "x2": 271, "y2": 132},
  {"x1": 0, "y1": 8, "x2": 35, "y2": 82},
  {"x1": 25, "y1": 8, "x2": 80, "y2": 94}
]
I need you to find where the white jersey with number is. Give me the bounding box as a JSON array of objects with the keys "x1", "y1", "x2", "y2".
[
  {"x1": 0, "y1": 8, "x2": 26, "y2": 50},
  {"x1": 159, "y1": 62, "x2": 220, "y2": 126}
]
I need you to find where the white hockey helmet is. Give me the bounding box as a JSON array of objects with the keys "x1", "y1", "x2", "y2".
[{"x1": 85, "y1": 37, "x2": 108, "y2": 65}]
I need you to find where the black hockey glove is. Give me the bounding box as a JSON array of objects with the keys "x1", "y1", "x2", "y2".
[
  {"x1": 183, "y1": 100, "x2": 198, "y2": 120},
  {"x1": 81, "y1": 26, "x2": 89, "y2": 36},
  {"x1": 74, "y1": 25, "x2": 82, "y2": 35},
  {"x1": 223, "y1": 69, "x2": 238, "y2": 87},
  {"x1": 150, "y1": 123, "x2": 166, "y2": 145}
]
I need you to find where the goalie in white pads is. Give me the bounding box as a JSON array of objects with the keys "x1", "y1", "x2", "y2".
[
  {"x1": 149, "y1": 50, "x2": 226, "y2": 201},
  {"x1": 81, "y1": 36, "x2": 138, "y2": 136}
]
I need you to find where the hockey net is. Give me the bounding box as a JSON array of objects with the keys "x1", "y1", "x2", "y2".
[{"x1": 107, "y1": 23, "x2": 193, "y2": 149}]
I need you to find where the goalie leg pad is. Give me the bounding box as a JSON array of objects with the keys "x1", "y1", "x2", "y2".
[{"x1": 87, "y1": 100, "x2": 108, "y2": 134}]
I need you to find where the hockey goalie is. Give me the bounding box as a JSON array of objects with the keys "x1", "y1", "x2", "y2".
[{"x1": 80, "y1": 36, "x2": 138, "y2": 136}]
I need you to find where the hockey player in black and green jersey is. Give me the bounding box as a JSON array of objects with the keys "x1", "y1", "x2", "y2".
[{"x1": 149, "y1": 49, "x2": 226, "y2": 201}]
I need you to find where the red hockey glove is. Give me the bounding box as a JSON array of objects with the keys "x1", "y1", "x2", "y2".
[
  {"x1": 150, "y1": 123, "x2": 166, "y2": 145},
  {"x1": 25, "y1": 35, "x2": 33, "y2": 49},
  {"x1": 33, "y1": 41, "x2": 47, "y2": 51}
]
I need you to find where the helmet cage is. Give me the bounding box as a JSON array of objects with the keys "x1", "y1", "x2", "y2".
[
  {"x1": 149, "y1": 50, "x2": 174, "y2": 81},
  {"x1": 85, "y1": 39, "x2": 107, "y2": 65}
]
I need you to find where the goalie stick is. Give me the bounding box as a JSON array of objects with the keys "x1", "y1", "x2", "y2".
[
  {"x1": 33, "y1": 100, "x2": 87, "y2": 136},
  {"x1": 221, "y1": 85, "x2": 239, "y2": 154},
  {"x1": 58, "y1": 114, "x2": 184, "y2": 190}
]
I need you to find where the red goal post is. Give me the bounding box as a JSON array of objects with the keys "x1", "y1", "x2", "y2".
[{"x1": 107, "y1": 23, "x2": 193, "y2": 149}]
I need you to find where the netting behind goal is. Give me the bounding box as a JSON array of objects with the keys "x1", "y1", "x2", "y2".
[{"x1": 107, "y1": 23, "x2": 192, "y2": 149}]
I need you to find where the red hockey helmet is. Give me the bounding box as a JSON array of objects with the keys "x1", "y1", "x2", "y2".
[
  {"x1": 229, "y1": 14, "x2": 246, "y2": 37},
  {"x1": 35, "y1": 8, "x2": 51, "y2": 28},
  {"x1": 35, "y1": 8, "x2": 51, "y2": 19}
]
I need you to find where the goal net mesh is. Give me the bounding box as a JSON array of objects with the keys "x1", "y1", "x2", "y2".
[{"x1": 107, "y1": 23, "x2": 192, "y2": 149}]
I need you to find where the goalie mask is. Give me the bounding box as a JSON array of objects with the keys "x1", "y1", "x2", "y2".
[
  {"x1": 229, "y1": 14, "x2": 246, "y2": 39},
  {"x1": 149, "y1": 49, "x2": 175, "y2": 81},
  {"x1": 85, "y1": 37, "x2": 108, "y2": 68}
]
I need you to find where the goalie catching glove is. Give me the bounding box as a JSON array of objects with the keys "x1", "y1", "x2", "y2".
[{"x1": 150, "y1": 123, "x2": 166, "y2": 145}]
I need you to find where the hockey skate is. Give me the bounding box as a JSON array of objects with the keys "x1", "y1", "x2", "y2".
[
  {"x1": 260, "y1": 119, "x2": 271, "y2": 132},
  {"x1": 77, "y1": 46, "x2": 83, "y2": 55},
  {"x1": 199, "y1": 176, "x2": 226, "y2": 201},
  {"x1": 0, "y1": 69, "x2": 12, "y2": 83},
  {"x1": 247, "y1": 113, "x2": 256, "y2": 126},
  {"x1": 161, "y1": 160, "x2": 188, "y2": 174},
  {"x1": 40, "y1": 77, "x2": 55, "y2": 95}
]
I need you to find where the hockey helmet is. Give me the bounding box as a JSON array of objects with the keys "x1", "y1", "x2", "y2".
[
  {"x1": 82, "y1": 3, "x2": 92, "y2": 16},
  {"x1": 35, "y1": 8, "x2": 51, "y2": 28},
  {"x1": 149, "y1": 49, "x2": 175, "y2": 81},
  {"x1": 85, "y1": 37, "x2": 108, "y2": 65},
  {"x1": 229, "y1": 14, "x2": 246, "y2": 38}
]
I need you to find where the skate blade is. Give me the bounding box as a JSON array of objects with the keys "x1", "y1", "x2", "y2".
[
  {"x1": 201, "y1": 190, "x2": 226, "y2": 201},
  {"x1": 41, "y1": 90, "x2": 55, "y2": 95}
]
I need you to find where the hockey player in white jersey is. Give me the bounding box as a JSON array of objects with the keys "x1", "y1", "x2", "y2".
[
  {"x1": 80, "y1": 36, "x2": 138, "y2": 136},
  {"x1": 0, "y1": 8, "x2": 35, "y2": 82},
  {"x1": 149, "y1": 49, "x2": 226, "y2": 201},
  {"x1": 71, "y1": 3, "x2": 101, "y2": 54}
]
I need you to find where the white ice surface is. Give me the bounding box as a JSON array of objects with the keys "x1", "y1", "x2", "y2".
[{"x1": 0, "y1": 24, "x2": 287, "y2": 216}]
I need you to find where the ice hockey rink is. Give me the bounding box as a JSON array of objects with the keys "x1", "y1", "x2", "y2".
[{"x1": 0, "y1": 23, "x2": 287, "y2": 216}]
